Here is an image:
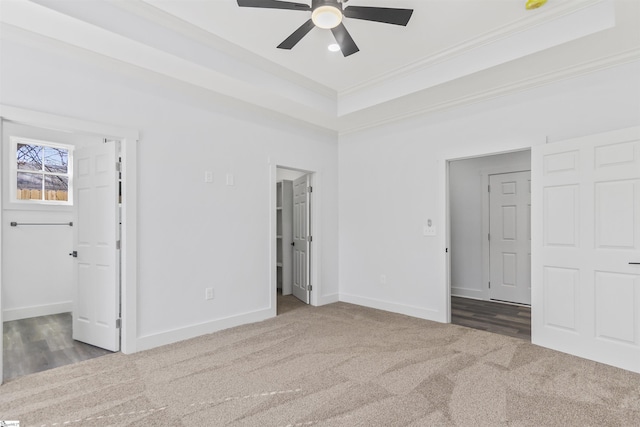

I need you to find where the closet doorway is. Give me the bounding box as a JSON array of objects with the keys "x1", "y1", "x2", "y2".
[{"x1": 276, "y1": 167, "x2": 312, "y2": 313}]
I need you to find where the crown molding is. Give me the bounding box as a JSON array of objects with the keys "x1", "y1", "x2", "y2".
[
  {"x1": 2, "y1": 0, "x2": 635, "y2": 137},
  {"x1": 338, "y1": 48, "x2": 640, "y2": 136},
  {"x1": 116, "y1": 0, "x2": 337, "y2": 101},
  {"x1": 0, "y1": 23, "x2": 339, "y2": 137},
  {"x1": 0, "y1": 1, "x2": 338, "y2": 127},
  {"x1": 339, "y1": 0, "x2": 611, "y2": 98}
]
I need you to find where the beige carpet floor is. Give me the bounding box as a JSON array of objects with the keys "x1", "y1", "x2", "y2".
[{"x1": 1, "y1": 297, "x2": 639, "y2": 426}]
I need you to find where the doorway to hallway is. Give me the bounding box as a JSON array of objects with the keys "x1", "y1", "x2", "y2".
[{"x1": 448, "y1": 149, "x2": 532, "y2": 339}]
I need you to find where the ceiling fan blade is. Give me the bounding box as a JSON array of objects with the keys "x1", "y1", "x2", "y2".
[
  {"x1": 331, "y1": 23, "x2": 359, "y2": 57},
  {"x1": 278, "y1": 19, "x2": 315, "y2": 50},
  {"x1": 343, "y1": 6, "x2": 413, "y2": 26},
  {"x1": 237, "y1": 0, "x2": 311, "y2": 11}
]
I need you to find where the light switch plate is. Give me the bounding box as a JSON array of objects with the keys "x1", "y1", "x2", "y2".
[{"x1": 204, "y1": 171, "x2": 213, "y2": 183}]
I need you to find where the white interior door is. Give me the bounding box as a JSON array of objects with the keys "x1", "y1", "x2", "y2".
[
  {"x1": 292, "y1": 175, "x2": 310, "y2": 304},
  {"x1": 532, "y1": 127, "x2": 640, "y2": 373},
  {"x1": 489, "y1": 171, "x2": 532, "y2": 305},
  {"x1": 72, "y1": 141, "x2": 120, "y2": 351}
]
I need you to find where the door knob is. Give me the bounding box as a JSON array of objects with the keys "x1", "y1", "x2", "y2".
[
  {"x1": 291, "y1": 242, "x2": 295, "y2": 246},
  {"x1": 630, "y1": 262, "x2": 640, "y2": 265},
  {"x1": 69, "y1": 251, "x2": 78, "y2": 258}
]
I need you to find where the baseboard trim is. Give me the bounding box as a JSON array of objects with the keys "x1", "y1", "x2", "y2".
[
  {"x1": 339, "y1": 293, "x2": 444, "y2": 323},
  {"x1": 451, "y1": 287, "x2": 486, "y2": 300},
  {"x1": 2, "y1": 301, "x2": 72, "y2": 321},
  {"x1": 532, "y1": 334, "x2": 640, "y2": 374},
  {"x1": 136, "y1": 307, "x2": 274, "y2": 352},
  {"x1": 316, "y1": 292, "x2": 339, "y2": 306}
]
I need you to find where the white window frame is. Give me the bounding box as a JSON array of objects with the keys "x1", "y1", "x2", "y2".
[{"x1": 11, "y1": 136, "x2": 74, "y2": 206}]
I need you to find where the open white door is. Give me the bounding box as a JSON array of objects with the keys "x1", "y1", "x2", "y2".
[
  {"x1": 292, "y1": 175, "x2": 310, "y2": 304},
  {"x1": 532, "y1": 127, "x2": 640, "y2": 373},
  {"x1": 72, "y1": 141, "x2": 120, "y2": 352},
  {"x1": 489, "y1": 171, "x2": 531, "y2": 305}
]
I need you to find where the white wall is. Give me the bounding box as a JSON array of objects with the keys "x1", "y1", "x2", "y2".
[
  {"x1": 2, "y1": 22, "x2": 638, "y2": 358},
  {"x1": 339, "y1": 60, "x2": 640, "y2": 322},
  {"x1": 449, "y1": 150, "x2": 531, "y2": 300},
  {"x1": 1, "y1": 121, "x2": 102, "y2": 321},
  {"x1": 1, "y1": 209, "x2": 73, "y2": 321},
  {"x1": 0, "y1": 34, "x2": 339, "y2": 349}
]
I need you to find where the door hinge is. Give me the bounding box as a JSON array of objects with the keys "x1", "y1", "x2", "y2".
[
  {"x1": 488, "y1": 282, "x2": 491, "y2": 289},
  {"x1": 306, "y1": 186, "x2": 313, "y2": 193},
  {"x1": 488, "y1": 185, "x2": 491, "y2": 192},
  {"x1": 115, "y1": 318, "x2": 121, "y2": 328},
  {"x1": 116, "y1": 162, "x2": 122, "y2": 172},
  {"x1": 307, "y1": 235, "x2": 313, "y2": 242},
  {"x1": 488, "y1": 233, "x2": 491, "y2": 241},
  {"x1": 307, "y1": 285, "x2": 312, "y2": 291},
  {"x1": 116, "y1": 240, "x2": 121, "y2": 250}
]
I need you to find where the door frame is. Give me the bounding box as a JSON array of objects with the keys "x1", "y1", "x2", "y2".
[
  {"x1": 0, "y1": 105, "x2": 138, "y2": 384},
  {"x1": 269, "y1": 163, "x2": 320, "y2": 314},
  {"x1": 442, "y1": 147, "x2": 533, "y2": 323}
]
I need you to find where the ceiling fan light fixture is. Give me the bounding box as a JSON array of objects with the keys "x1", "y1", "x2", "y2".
[
  {"x1": 312, "y1": 5, "x2": 343, "y2": 29},
  {"x1": 328, "y1": 43, "x2": 340, "y2": 52},
  {"x1": 525, "y1": 0, "x2": 547, "y2": 10}
]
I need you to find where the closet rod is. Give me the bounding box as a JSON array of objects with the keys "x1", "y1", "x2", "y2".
[{"x1": 10, "y1": 222, "x2": 73, "y2": 227}]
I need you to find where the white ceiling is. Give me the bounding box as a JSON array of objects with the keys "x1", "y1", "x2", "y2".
[
  {"x1": 1, "y1": 0, "x2": 639, "y2": 133},
  {"x1": 142, "y1": 0, "x2": 535, "y2": 92}
]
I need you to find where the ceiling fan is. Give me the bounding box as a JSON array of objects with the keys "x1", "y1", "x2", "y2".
[{"x1": 237, "y1": 0, "x2": 414, "y2": 57}]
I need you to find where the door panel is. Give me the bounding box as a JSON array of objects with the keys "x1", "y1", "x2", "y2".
[
  {"x1": 543, "y1": 266, "x2": 578, "y2": 331},
  {"x1": 72, "y1": 142, "x2": 120, "y2": 352},
  {"x1": 489, "y1": 171, "x2": 531, "y2": 304},
  {"x1": 292, "y1": 175, "x2": 310, "y2": 304},
  {"x1": 595, "y1": 272, "x2": 637, "y2": 343},
  {"x1": 533, "y1": 126, "x2": 640, "y2": 373},
  {"x1": 543, "y1": 185, "x2": 579, "y2": 247},
  {"x1": 595, "y1": 180, "x2": 635, "y2": 248}
]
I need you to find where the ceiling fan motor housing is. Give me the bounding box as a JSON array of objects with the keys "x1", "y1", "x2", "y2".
[
  {"x1": 236, "y1": 0, "x2": 413, "y2": 57},
  {"x1": 312, "y1": 0, "x2": 343, "y2": 12}
]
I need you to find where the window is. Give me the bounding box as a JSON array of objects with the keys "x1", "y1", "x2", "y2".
[{"x1": 13, "y1": 137, "x2": 73, "y2": 204}]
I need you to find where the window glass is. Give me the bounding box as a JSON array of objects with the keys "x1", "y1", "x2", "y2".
[
  {"x1": 14, "y1": 140, "x2": 71, "y2": 204},
  {"x1": 43, "y1": 145, "x2": 68, "y2": 173},
  {"x1": 16, "y1": 143, "x2": 43, "y2": 171},
  {"x1": 17, "y1": 172, "x2": 43, "y2": 200},
  {"x1": 44, "y1": 175, "x2": 69, "y2": 201}
]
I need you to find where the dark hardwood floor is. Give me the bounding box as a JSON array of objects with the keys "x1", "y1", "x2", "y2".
[
  {"x1": 451, "y1": 296, "x2": 531, "y2": 341},
  {"x1": 3, "y1": 313, "x2": 113, "y2": 383}
]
